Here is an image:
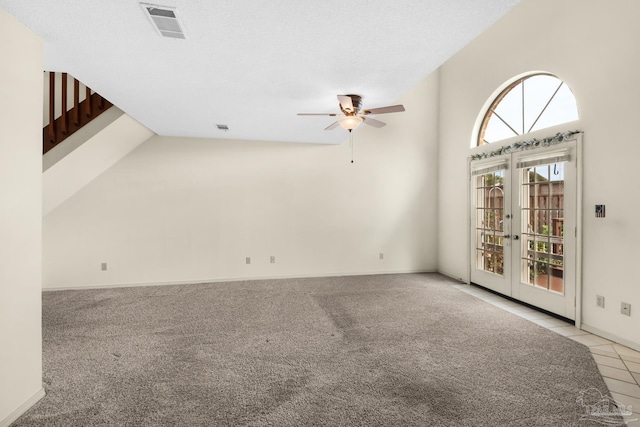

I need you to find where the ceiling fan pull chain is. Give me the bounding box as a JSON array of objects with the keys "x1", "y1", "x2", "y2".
[{"x1": 350, "y1": 133, "x2": 354, "y2": 163}]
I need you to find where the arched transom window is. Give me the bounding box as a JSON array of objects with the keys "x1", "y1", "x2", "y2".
[{"x1": 478, "y1": 74, "x2": 578, "y2": 146}]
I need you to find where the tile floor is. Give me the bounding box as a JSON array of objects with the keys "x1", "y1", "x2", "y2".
[{"x1": 454, "y1": 283, "x2": 640, "y2": 426}]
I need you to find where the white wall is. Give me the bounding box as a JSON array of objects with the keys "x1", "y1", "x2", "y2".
[
  {"x1": 0, "y1": 8, "x2": 44, "y2": 426},
  {"x1": 438, "y1": 0, "x2": 640, "y2": 348},
  {"x1": 43, "y1": 72, "x2": 439, "y2": 288},
  {"x1": 43, "y1": 109, "x2": 154, "y2": 215}
]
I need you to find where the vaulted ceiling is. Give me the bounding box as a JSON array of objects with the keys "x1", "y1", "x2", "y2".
[{"x1": 1, "y1": 0, "x2": 520, "y2": 144}]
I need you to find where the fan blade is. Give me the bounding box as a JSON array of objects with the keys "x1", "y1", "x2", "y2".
[
  {"x1": 362, "y1": 117, "x2": 386, "y2": 128},
  {"x1": 338, "y1": 95, "x2": 354, "y2": 112},
  {"x1": 297, "y1": 113, "x2": 339, "y2": 116},
  {"x1": 362, "y1": 116, "x2": 386, "y2": 128},
  {"x1": 363, "y1": 105, "x2": 405, "y2": 115},
  {"x1": 324, "y1": 121, "x2": 340, "y2": 130}
]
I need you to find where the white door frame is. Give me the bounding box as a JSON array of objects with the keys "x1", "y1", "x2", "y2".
[{"x1": 467, "y1": 134, "x2": 583, "y2": 326}]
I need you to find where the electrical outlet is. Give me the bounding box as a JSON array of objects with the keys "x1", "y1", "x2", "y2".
[
  {"x1": 621, "y1": 302, "x2": 631, "y2": 317},
  {"x1": 596, "y1": 295, "x2": 605, "y2": 308},
  {"x1": 270, "y1": 256, "x2": 275, "y2": 264},
  {"x1": 379, "y1": 253, "x2": 384, "y2": 260},
  {"x1": 245, "y1": 257, "x2": 251, "y2": 265},
  {"x1": 101, "y1": 262, "x2": 107, "y2": 271}
]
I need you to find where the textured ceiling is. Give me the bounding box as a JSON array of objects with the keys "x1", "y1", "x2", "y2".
[{"x1": 1, "y1": 0, "x2": 520, "y2": 144}]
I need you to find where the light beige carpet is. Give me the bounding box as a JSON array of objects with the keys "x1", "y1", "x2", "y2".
[{"x1": 16, "y1": 273, "x2": 616, "y2": 426}]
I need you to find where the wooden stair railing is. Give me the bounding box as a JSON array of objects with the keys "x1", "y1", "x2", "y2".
[{"x1": 43, "y1": 72, "x2": 113, "y2": 154}]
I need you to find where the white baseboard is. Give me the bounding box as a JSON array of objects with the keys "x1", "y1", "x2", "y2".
[
  {"x1": 580, "y1": 323, "x2": 640, "y2": 352},
  {"x1": 43, "y1": 269, "x2": 438, "y2": 292},
  {"x1": 0, "y1": 388, "x2": 45, "y2": 427},
  {"x1": 436, "y1": 270, "x2": 466, "y2": 284}
]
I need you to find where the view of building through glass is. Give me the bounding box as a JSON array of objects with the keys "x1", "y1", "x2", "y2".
[
  {"x1": 475, "y1": 170, "x2": 505, "y2": 275},
  {"x1": 520, "y1": 162, "x2": 565, "y2": 293}
]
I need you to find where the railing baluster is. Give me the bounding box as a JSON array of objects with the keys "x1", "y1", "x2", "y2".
[
  {"x1": 85, "y1": 87, "x2": 92, "y2": 117},
  {"x1": 73, "y1": 78, "x2": 80, "y2": 126},
  {"x1": 60, "y1": 72, "x2": 68, "y2": 135},
  {"x1": 44, "y1": 72, "x2": 112, "y2": 155},
  {"x1": 48, "y1": 72, "x2": 56, "y2": 142}
]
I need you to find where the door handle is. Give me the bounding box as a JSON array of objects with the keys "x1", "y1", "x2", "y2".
[
  {"x1": 504, "y1": 235, "x2": 511, "y2": 239},
  {"x1": 512, "y1": 235, "x2": 520, "y2": 240}
]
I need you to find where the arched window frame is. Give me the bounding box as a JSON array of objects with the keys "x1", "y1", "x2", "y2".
[{"x1": 476, "y1": 73, "x2": 578, "y2": 147}]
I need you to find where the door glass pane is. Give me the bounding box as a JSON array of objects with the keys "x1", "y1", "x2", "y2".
[
  {"x1": 551, "y1": 210, "x2": 563, "y2": 238},
  {"x1": 520, "y1": 163, "x2": 565, "y2": 294},
  {"x1": 550, "y1": 163, "x2": 564, "y2": 182},
  {"x1": 537, "y1": 210, "x2": 549, "y2": 239},
  {"x1": 475, "y1": 171, "x2": 505, "y2": 276},
  {"x1": 533, "y1": 262, "x2": 549, "y2": 290}
]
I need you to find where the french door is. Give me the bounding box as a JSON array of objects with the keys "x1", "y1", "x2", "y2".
[{"x1": 470, "y1": 140, "x2": 579, "y2": 320}]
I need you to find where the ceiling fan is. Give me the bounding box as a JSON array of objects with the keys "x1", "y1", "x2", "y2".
[{"x1": 297, "y1": 94, "x2": 405, "y2": 132}]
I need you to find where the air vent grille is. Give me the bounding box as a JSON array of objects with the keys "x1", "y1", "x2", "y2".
[
  {"x1": 147, "y1": 8, "x2": 175, "y2": 18},
  {"x1": 140, "y1": 3, "x2": 186, "y2": 39},
  {"x1": 217, "y1": 124, "x2": 229, "y2": 131}
]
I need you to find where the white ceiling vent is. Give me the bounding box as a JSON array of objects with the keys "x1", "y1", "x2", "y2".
[{"x1": 140, "y1": 3, "x2": 186, "y2": 39}]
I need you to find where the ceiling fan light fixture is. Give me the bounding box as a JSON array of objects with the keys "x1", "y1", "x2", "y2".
[{"x1": 338, "y1": 115, "x2": 363, "y2": 132}]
